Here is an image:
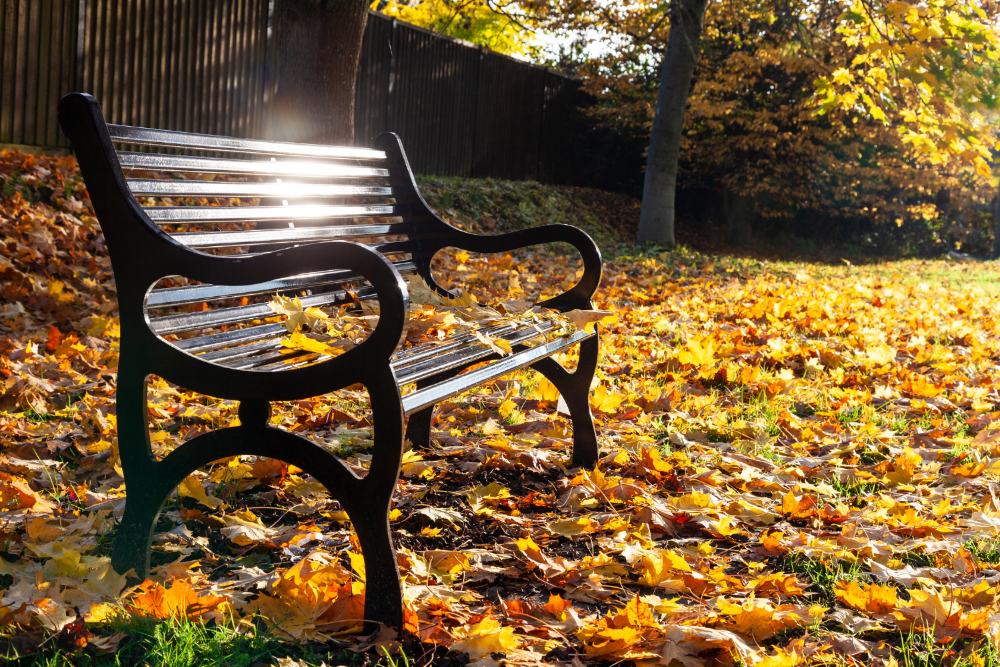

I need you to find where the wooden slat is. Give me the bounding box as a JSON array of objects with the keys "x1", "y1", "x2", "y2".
[
  {"x1": 126, "y1": 179, "x2": 393, "y2": 198},
  {"x1": 143, "y1": 203, "x2": 398, "y2": 223},
  {"x1": 117, "y1": 152, "x2": 389, "y2": 177},
  {"x1": 11, "y1": 0, "x2": 28, "y2": 143},
  {"x1": 401, "y1": 331, "x2": 590, "y2": 415},
  {"x1": 0, "y1": 0, "x2": 13, "y2": 142},
  {"x1": 107, "y1": 123, "x2": 386, "y2": 159},
  {"x1": 147, "y1": 260, "x2": 419, "y2": 308}
]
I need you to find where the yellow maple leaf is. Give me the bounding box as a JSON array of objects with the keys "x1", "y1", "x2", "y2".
[
  {"x1": 677, "y1": 337, "x2": 716, "y2": 367},
  {"x1": 590, "y1": 384, "x2": 625, "y2": 413},
  {"x1": 177, "y1": 475, "x2": 224, "y2": 509},
  {"x1": 451, "y1": 616, "x2": 518, "y2": 659},
  {"x1": 547, "y1": 516, "x2": 598, "y2": 537},
  {"x1": 835, "y1": 580, "x2": 898, "y2": 615},
  {"x1": 268, "y1": 294, "x2": 329, "y2": 333}
]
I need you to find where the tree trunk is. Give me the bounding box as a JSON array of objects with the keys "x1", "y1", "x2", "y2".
[
  {"x1": 271, "y1": 0, "x2": 369, "y2": 145},
  {"x1": 636, "y1": 0, "x2": 710, "y2": 246}
]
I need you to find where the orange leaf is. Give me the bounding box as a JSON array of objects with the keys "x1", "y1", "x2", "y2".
[
  {"x1": 781, "y1": 492, "x2": 817, "y2": 519},
  {"x1": 128, "y1": 579, "x2": 228, "y2": 619},
  {"x1": 834, "y1": 580, "x2": 898, "y2": 615}
]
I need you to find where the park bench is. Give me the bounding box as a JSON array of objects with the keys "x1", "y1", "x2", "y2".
[{"x1": 58, "y1": 92, "x2": 602, "y2": 629}]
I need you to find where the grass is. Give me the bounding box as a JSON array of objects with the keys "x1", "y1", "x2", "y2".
[
  {"x1": 0, "y1": 611, "x2": 366, "y2": 667},
  {"x1": 898, "y1": 625, "x2": 1000, "y2": 667},
  {"x1": 831, "y1": 477, "x2": 882, "y2": 499},
  {"x1": 785, "y1": 554, "x2": 867, "y2": 604},
  {"x1": 965, "y1": 537, "x2": 1000, "y2": 565}
]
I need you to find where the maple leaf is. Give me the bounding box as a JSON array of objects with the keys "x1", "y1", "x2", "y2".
[
  {"x1": 267, "y1": 294, "x2": 330, "y2": 333},
  {"x1": 834, "y1": 580, "x2": 898, "y2": 615},
  {"x1": 677, "y1": 338, "x2": 716, "y2": 368},
  {"x1": 781, "y1": 492, "x2": 817, "y2": 519},
  {"x1": 177, "y1": 475, "x2": 224, "y2": 509},
  {"x1": 452, "y1": 616, "x2": 519, "y2": 659},
  {"x1": 128, "y1": 579, "x2": 228, "y2": 620}
]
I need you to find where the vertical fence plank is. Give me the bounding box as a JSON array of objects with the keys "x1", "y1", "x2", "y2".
[{"x1": 11, "y1": 0, "x2": 28, "y2": 143}]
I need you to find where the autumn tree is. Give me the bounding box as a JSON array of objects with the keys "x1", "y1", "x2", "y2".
[
  {"x1": 537, "y1": 0, "x2": 1000, "y2": 251},
  {"x1": 374, "y1": 0, "x2": 538, "y2": 56}
]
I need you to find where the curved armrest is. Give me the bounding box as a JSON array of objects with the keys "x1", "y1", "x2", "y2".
[
  {"x1": 373, "y1": 132, "x2": 602, "y2": 313},
  {"x1": 132, "y1": 240, "x2": 410, "y2": 403},
  {"x1": 435, "y1": 224, "x2": 603, "y2": 312}
]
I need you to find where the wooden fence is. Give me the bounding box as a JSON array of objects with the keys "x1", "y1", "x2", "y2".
[{"x1": 0, "y1": 0, "x2": 605, "y2": 184}]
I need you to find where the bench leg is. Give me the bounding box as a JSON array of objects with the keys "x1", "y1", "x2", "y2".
[
  {"x1": 110, "y1": 489, "x2": 162, "y2": 581},
  {"x1": 404, "y1": 405, "x2": 434, "y2": 450},
  {"x1": 107, "y1": 364, "x2": 408, "y2": 630},
  {"x1": 350, "y1": 496, "x2": 404, "y2": 631},
  {"x1": 110, "y1": 368, "x2": 162, "y2": 581},
  {"x1": 351, "y1": 375, "x2": 406, "y2": 631},
  {"x1": 531, "y1": 332, "x2": 600, "y2": 468}
]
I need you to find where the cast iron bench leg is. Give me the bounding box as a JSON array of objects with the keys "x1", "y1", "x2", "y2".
[
  {"x1": 401, "y1": 335, "x2": 600, "y2": 468},
  {"x1": 110, "y1": 368, "x2": 160, "y2": 580},
  {"x1": 404, "y1": 406, "x2": 434, "y2": 451},
  {"x1": 531, "y1": 332, "x2": 601, "y2": 468},
  {"x1": 111, "y1": 375, "x2": 405, "y2": 632}
]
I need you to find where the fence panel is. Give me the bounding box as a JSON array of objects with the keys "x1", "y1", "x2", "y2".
[
  {"x1": 0, "y1": 0, "x2": 78, "y2": 147},
  {"x1": 0, "y1": 3, "x2": 617, "y2": 189},
  {"x1": 354, "y1": 11, "x2": 392, "y2": 147},
  {"x1": 473, "y1": 52, "x2": 545, "y2": 181},
  {"x1": 388, "y1": 21, "x2": 479, "y2": 176},
  {"x1": 74, "y1": 0, "x2": 269, "y2": 144}
]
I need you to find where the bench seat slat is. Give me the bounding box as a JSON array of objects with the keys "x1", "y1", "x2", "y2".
[
  {"x1": 391, "y1": 320, "x2": 555, "y2": 369},
  {"x1": 118, "y1": 152, "x2": 389, "y2": 178},
  {"x1": 108, "y1": 124, "x2": 386, "y2": 160},
  {"x1": 393, "y1": 322, "x2": 556, "y2": 385},
  {"x1": 201, "y1": 322, "x2": 539, "y2": 374},
  {"x1": 128, "y1": 179, "x2": 393, "y2": 198},
  {"x1": 149, "y1": 287, "x2": 375, "y2": 335},
  {"x1": 401, "y1": 331, "x2": 592, "y2": 415},
  {"x1": 170, "y1": 224, "x2": 415, "y2": 249},
  {"x1": 147, "y1": 261, "x2": 420, "y2": 308},
  {"x1": 144, "y1": 204, "x2": 399, "y2": 223},
  {"x1": 171, "y1": 323, "x2": 288, "y2": 353}
]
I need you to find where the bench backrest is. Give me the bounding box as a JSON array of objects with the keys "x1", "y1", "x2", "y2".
[
  {"x1": 59, "y1": 93, "x2": 466, "y2": 334},
  {"x1": 109, "y1": 124, "x2": 430, "y2": 319}
]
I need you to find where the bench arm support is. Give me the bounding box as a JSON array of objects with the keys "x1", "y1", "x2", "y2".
[
  {"x1": 375, "y1": 132, "x2": 603, "y2": 313},
  {"x1": 438, "y1": 224, "x2": 602, "y2": 311},
  {"x1": 125, "y1": 240, "x2": 410, "y2": 403}
]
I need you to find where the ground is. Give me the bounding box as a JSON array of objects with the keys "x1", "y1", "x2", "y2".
[{"x1": 2, "y1": 150, "x2": 1000, "y2": 666}]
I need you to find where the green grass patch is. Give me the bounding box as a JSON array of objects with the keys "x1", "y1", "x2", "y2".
[{"x1": 0, "y1": 611, "x2": 368, "y2": 667}]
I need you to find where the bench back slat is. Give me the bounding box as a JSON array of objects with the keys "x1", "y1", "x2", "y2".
[
  {"x1": 127, "y1": 180, "x2": 393, "y2": 198},
  {"x1": 148, "y1": 289, "x2": 358, "y2": 335},
  {"x1": 119, "y1": 152, "x2": 390, "y2": 178},
  {"x1": 108, "y1": 124, "x2": 387, "y2": 160},
  {"x1": 142, "y1": 204, "x2": 400, "y2": 224},
  {"x1": 171, "y1": 225, "x2": 419, "y2": 249},
  {"x1": 146, "y1": 260, "x2": 421, "y2": 308}
]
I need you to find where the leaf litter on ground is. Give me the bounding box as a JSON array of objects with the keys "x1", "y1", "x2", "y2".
[{"x1": 2, "y1": 150, "x2": 1000, "y2": 665}]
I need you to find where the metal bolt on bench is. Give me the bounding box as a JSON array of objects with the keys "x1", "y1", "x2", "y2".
[{"x1": 58, "y1": 92, "x2": 602, "y2": 630}]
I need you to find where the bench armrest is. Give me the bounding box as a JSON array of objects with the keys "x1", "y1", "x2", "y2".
[
  {"x1": 129, "y1": 240, "x2": 410, "y2": 403},
  {"x1": 375, "y1": 132, "x2": 602, "y2": 313},
  {"x1": 440, "y1": 224, "x2": 602, "y2": 312}
]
